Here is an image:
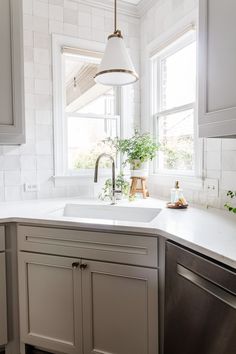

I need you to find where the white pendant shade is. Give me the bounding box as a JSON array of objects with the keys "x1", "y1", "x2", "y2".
[{"x1": 95, "y1": 35, "x2": 139, "y2": 86}]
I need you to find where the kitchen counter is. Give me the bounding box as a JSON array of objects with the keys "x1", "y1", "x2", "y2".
[{"x1": 0, "y1": 197, "x2": 236, "y2": 268}]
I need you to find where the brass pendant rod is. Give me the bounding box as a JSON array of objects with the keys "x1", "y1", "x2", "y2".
[{"x1": 114, "y1": 0, "x2": 117, "y2": 33}]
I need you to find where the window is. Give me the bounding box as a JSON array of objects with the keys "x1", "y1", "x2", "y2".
[
  {"x1": 64, "y1": 50, "x2": 120, "y2": 175},
  {"x1": 152, "y1": 30, "x2": 197, "y2": 175},
  {"x1": 53, "y1": 38, "x2": 120, "y2": 177}
]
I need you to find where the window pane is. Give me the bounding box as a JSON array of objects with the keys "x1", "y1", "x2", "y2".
[
  {"x1": 157, "y1": 109, "x2": 194, "y2": 171},
  {"x1": 64, "y1": 54, "x2": 115, "y2": 115},
  {"x1": 77, "y1": 88, "x2": 115, "y2": 115},
  {"x1": 160, "y1": 41, "x2": 196, "y2": 111},
  {"x1": 67, "y1": 117, "x2": 117, "y2": 170},
  {"x1": 63, "y1": 50, "x2": 119, "y2": 173}
]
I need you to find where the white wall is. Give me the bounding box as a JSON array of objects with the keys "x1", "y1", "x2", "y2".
[
  {"x1": 1, "y1": 0, "x2": 236, "y2": 210},
  {"x1": 140, "y1": 0, "x2": 236, "y2": 210},
  {"x1": 0, "y1": 0, "x2": 140, "y2": 201}
]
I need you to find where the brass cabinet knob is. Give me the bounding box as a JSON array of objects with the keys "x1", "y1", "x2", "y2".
[
  {"x1": 80, "y1": 263, "x2": 88, "y2": 270},
  {"x1": 72, "y1": 262, "x2": 80, "y2": 269}
]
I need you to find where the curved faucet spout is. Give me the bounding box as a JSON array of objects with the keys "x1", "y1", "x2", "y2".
[{"x1": 94, "y1": 153, "x2": 116, "y2": 204}]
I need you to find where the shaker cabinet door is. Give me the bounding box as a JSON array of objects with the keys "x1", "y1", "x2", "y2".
[
  {"x1": 198, "y1": 0, "x2": 236, "y2": 137},
  {"x1": 0, "y1": 0, "x2": 25, "y2": 144},
  {"x1": 82, "y1": 260, "x2": 158, "y2": 354},
  {"x1": 0, "y1": 252, "x2": 7, "y2": 346},
  {"x1": 18, "y1": 253, "x2": 83, "y2": 354}
]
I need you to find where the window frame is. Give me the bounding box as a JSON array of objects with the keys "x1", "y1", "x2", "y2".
[
  {"x1": 150, "y1": 26, "x2": 203, "y2": 178},
  {"x1": 52, "y1": 34, "x2": 121, "y2": 179}
]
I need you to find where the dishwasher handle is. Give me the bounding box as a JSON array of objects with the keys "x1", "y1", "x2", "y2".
[{"x1": 177, "y1": 264, "x2": 236, "y2": 310}]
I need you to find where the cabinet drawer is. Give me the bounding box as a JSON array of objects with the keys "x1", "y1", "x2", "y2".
[
  {"x1": 17, "y1": 225, "x2": 158, "y2": 268},
  {"x1": 0, "y1": 226, "x2": 5, "y2": 251}
]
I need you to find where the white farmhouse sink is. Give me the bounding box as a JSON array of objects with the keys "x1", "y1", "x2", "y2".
[{"x1": 63, "y1": 204, "x2": 161, "y2": 223}]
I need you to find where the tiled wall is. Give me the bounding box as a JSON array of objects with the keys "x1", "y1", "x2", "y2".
[
  {"x1": 140, "y1": 0, "x2": 236, "y2": 210},
  {"x1": 0, "y1": 0, "x2": 140, "y2": 201},
  {"x1": 2, "y1": 0, "x2": 236, "y2": 210}
]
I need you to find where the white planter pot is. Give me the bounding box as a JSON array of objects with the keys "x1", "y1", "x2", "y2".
[{"x1": 130, "y1": 160, "x2": 149, "y2": 177}]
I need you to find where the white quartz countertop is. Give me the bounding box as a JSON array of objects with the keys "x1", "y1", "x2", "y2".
[{"x1": 0, "y1": 197, "x2": 236, "y2": 269}]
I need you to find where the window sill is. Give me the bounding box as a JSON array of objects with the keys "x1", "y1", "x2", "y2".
[{"x1": 53, "y1": 173, "x2": 114, "y2": 187}]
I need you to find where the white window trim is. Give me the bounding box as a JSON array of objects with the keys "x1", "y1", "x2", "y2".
[
  {"x1": 144, "y1": 10, "x2": 204, "y2": 190},
  {"x1": 52, "y1": 34, "x2": 122, "y2": 185}
]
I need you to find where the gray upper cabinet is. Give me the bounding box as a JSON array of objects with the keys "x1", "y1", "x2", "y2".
[
  {"x1": 198, "y1": 0, "x2": 236, "y2": 138},
  {"x1": 0, "y1": 0, "x2": 25, "y2": 144}
]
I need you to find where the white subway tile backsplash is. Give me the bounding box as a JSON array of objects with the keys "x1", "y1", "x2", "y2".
[
  {"x1": 37, "y1": 155, "x2": 53, "y2": 170},
  {"x1": 34, "y1": 48, "x2": 50, "y2": 64},
  {"x1": 3, "y1": 156, "x2": 21, "y2": 171},
  {"x1": 78, "y1": 11, "x2": 91, "y2": 27},
  {"x1": 34, "y1": 32, "x2": 51, "y2": 49},
  {"x1": 222, "y1": 171, "x2": 236, "y2": 190},
  {"x1": 63, "y1": 8, "x2": 77, "y2": 25},
  {"x1": 33, "y1": 0, "x2": 49, "y2": 18},
  {"x1": 4, "y1": 171, "x2": 21, "y2": 186},
  {"x1": 63, "y1": 23, "x2": 78, "y2": 36},
  {"x1": 20, "y1": 155, "x2": 37, "y2": 170},
  {"x1": 24, "y1": 30, "x2": 34, "y2": 46},
  {"x1": 0, "y1": 1, "x2": 139, "y2": 202},
  {"x1": 24, "y1": 46, "x2": 34, "y2": 62},
  {"x1": 206, "y1": 138, "x2": 221, "y2": 152},
  {"x1": 35, "y1": 111, "x2": 52, "y2": 125},
  {"x1": 64, "y1": 0, "x2": 78, "y2": 11},
  {"x1": 222, "y1": 150, "x2": 236, "y2": 171},
  {"x1": 49, "y1": 20, "x2": 64, "y2": 34},
  {"x1": 36, "y1": 140, "x2": 53, "y2": 155},
  {"x1": 23, "y1": 0, "x2": 33, "y2": 15},
  {"x1": 142, "y1": 0, "x2": 236, "y2": 209},
  {"x1": 35, "y1": 79, "x2": 51, "y2": 95},
  {"x1": 33, "y1": 16, "x2": 49, "y2": 33},
  {"x1": 78, "y1": 26, "x2": 92, "y2": 40},
  {"x1": 5, "y1": 186, "x2": 22, "y2": 202},
  {"x1": 222, "y1": 139, "x2": 236, "y2": 151},
  {"x1": 34, "y1": 64, "x2": 51, "y2": 79},
  {"x1": 49, "y1": 5, "x2": 63, "y2": 21}
]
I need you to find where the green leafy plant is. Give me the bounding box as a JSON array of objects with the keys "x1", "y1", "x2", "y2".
[
  {"x1": 108, "y1": 131, "x2": 159, "y2": 166},
  {"x1": 224, "y1": 191, "x2": 236, "y2": 213},
  {"x1": 99, "y1": 174, "x2": 130, "y2": 201}
]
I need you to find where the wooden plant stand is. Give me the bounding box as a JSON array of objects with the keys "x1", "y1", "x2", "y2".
[{"x1": 130, "y1": 177, "x2": 149, "y2": 199}]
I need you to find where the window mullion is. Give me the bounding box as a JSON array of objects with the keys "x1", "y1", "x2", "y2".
[{"x1": 155, "y1": 102, "x2": 195, "y2": 118}]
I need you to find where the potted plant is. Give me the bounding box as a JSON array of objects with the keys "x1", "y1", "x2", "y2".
[
  {"x1": 224, "y1": 191, "x2": 236, "y2": 213},
  {"x1": 110, "y1": 131, "x2": 159, "y2": 177},
  {"x1": 99, "y1": 174, "x2": 130, "y2": 201}
]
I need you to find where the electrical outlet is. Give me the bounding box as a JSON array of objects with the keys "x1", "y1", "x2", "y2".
[
  {"x1": 24, "y1": 183, "x2": 39, "y2": 192},
  {"x1": 204, "y1": 178, "x2": 219, "y2": 197}
]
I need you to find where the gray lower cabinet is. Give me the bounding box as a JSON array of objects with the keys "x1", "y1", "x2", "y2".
[
  {"x1": 18, "y1": 253, "x2": 83, "y2": 354},
  {"x1": 18, "y1": 252, "x2": 158, "y2": 354},
  {"x1": 0, "y1": 252, "x2": 8, "y2": 346},
  {"x1": 82, "y1": 260, "x2": 158, "y2": 354}
]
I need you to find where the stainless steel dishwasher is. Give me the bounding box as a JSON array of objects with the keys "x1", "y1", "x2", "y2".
[{"x1": 164, "y1": 242, "x2": 236, "y2": 354}]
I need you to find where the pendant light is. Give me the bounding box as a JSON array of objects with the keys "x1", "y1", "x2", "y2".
[{"x1": 94, "y1": 0, "x2": 139, "y2": 86}]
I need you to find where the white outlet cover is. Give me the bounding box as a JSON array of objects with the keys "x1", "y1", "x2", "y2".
[
  {"x1": 204, "y1": 178, "x2": 219, "y2": 197},
  {"x1": 24, "y1": 183, "x2": 39, "y2": 192}
]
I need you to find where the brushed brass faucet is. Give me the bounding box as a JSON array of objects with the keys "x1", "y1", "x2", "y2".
[{"x1": 94, "y1": 153, "x2": 118, "y2": 205}]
